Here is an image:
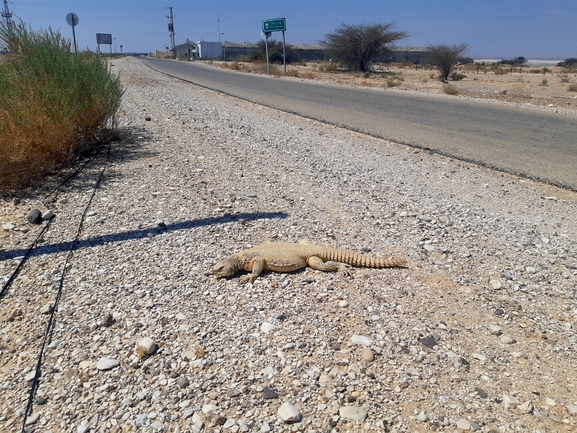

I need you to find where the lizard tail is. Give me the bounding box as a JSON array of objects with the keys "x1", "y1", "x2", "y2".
[{"x1": 320, "y1": 247, "x2": 407, "y2": 268}]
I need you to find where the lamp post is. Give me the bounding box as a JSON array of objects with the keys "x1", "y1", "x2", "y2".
[{"x1": 220, "y1": 32, "x2": 224, "y2": 59}]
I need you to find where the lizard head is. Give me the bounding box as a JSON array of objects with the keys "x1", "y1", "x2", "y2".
[{"x1": 212, "y1": 257, "x2": 239, "y2": 278}]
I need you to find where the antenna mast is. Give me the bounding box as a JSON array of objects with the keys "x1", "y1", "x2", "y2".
[
  {"x1": 166, "y1": 7, "x2": 175, "y2": 57},
  {"x1": 2, "y1": 0, "x2": 13, "y2": 27}
]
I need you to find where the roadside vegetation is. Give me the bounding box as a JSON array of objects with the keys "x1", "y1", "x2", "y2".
[
  {"x1": 427, "y1": 43, "x2": 468, "y2": 81},
  {"x1": 0, "y1": 21, "x2": 123, "y2": 191},
  {"x1": 321, "y1": 23, "x2": 407, "y2": 72}
]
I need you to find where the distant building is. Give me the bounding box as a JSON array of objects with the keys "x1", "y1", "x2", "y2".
[
  {"x1": 173, "y1": 41, "x2": 222, "y2": 59},
  {"x1": 172, "y1": 40, "x2": 429, "y2": 64}
]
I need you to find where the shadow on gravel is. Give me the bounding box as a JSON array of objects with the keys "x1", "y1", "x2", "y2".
[{"x1": 0, "y1": 212, "x2": 287, "y2": 261}]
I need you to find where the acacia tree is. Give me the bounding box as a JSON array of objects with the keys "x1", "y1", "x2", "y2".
[
  {"x1": 321, "y1": 23, "x2": 407, "y2": 72},
  {"x1": 427, "y1": 43, "x2": 468, "y2": 81}
]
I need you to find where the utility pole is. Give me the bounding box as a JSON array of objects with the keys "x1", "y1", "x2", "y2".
[
  {"x1": 2, "y1": 0, "x2": 13, "y2": 28},
  {"x1": 166, "y1": 7, "x2": 175, "y2": 58}
]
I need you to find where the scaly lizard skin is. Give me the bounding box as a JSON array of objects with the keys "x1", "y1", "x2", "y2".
[{"x1": 213, "y1": 240, "x2": 407, "y2": 283}]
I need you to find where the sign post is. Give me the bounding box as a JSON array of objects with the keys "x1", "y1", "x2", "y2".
[
  {"x1": 66, "y1": 13, "x2": 79, "y2": 54},
  {"x1": 261, "y1": 18, "x2": 286, "y2": 76}
]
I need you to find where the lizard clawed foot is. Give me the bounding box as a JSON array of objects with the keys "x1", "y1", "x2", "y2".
[
  {"x1": 239, "y1": 274, "x2": 256, "y2": 284},
  {"x1": 337, "y1": 264, "x2": 354, "y2": 277}
]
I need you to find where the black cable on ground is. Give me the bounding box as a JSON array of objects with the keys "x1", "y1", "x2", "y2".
[
  {"x1": 0, "y1": 217, "x2": 54, "y2": 301},
  {"x1": 20, "y1": 144, "x2": 112, "y2": 432}
]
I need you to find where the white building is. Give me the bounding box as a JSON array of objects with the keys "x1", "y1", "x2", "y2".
[{"x1": 196, "y1": 41, "x2": 222, "y2": 59}]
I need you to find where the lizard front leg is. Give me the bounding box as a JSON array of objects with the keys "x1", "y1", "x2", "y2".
[
  {"x1": 307, "y1": 256, "x2": 353, "y2": 276},
  {"x1": 239, "y1": 256, "x2": 266, "y2": 283}
]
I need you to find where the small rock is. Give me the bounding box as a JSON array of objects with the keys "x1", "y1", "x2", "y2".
[
  {"x1": 41, "y1": 210, "x2": 54, "y2": 220},
  {"x1": 77, "y1": 424, "x2": 89, "y2": 433},
  {"x1": 488, "y1": 324, "x2": 502, "y2": 335},
  {"x1": 500, "y1": 271, "x2": 514, "y2": 280},
  {"x1": 27, "y1": 209, "x2": 42, "y2": 224},
  {"x1": 102, "y1": 312, "x2": 114, "y2": 327},
  {"x1": 338, "y1": 300, "x2": 349, "y2": 308},
  {"x1": 351, "y1": 335, "x2": 372, "y2": 346},
  {"x1": 2, "y1": 222, "x2": 15, "y2": 231},
  {"x1": 24, "y1": 371, "x2": 37, "y2": 381},
  {"x1": 150, "y1": 421, "x2": 163, "y2": 431},
  {"x1": 223, "y1": 419, "x2": 236, "y2": 429},
  {"x1": 490, "y1": 279, "x2": 502, "y2": 289},
  {"x1": 262, "y1": 388, "x2": 278, "y2": 399},
  {"x1": 416, "y1": 412, "x2": 429, "y2": 422},
  {"x1": 339, "y1": 406, "x2": 368, "y2": 423},
  {"x1": 260, "y1": 422, "x2": 271, "y2": 432},
  {"x1": 39, "y1": 304, "x2": 53, "y2": 314},
  {"x1": 525, "y1": 266, "x2": 537, "y2": 274},
  {"x1": 361, "y1": 347, "x2": 374, "y2": 362},
  {"x1": 176, "y1": 376, "x2": 190, "y2": 389},
  {"x1": 545, "y1": 397, "x2": 556, "y2": 406},
  {"x1": 518, "y1": 400, "x2": 533, "y2": 414},
  {"x1": 456, "y1": 418, "x2": 471, "y2": 430},
  {"x1": 470, "y1": 422, "x2": 481, "y2": 431},
  {"x1": 25, "y1": 413, "x2": 40, "y2": 425},
  {"x1": 277, "y1": 401, "x2": 300, "y2": 423},
  {"x1": 566, "y1": 404, "x2": 577, "y2": 415},
  {"x1": 136, "y1": 337, "x2": 156, "y2": 355},
  {"x1": 36, "y1": 397, "x2": 47, "y2": 405},
  {"x1": 424, "y1": 244, "x2": 435, "y2": 252},
  {"x1": 96, "y1": 357, "x2": 120, "y2": 371},
  {"x1": 500, "y1": 335, "x2": 514, "y2": 344},
  {"x1": 261, "y1": 322, "x2": 275, "y2": 334}
]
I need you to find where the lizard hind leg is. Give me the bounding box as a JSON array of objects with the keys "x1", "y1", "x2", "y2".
[{"x1": 307, "y1": 256, "x2": 353, "y2": 276}]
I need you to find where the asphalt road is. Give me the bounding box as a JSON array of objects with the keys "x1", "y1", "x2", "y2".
[{"x1": 140, "y1": 58, "x2": 577, "y2": 191}]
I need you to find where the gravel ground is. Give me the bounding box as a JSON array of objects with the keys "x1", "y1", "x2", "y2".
[{"x1": 1, "y1": 57, "x2": 577, "y2": 433}]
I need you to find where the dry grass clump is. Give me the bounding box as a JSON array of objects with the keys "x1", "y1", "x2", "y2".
[
  {"x1": 442, "y1": 84, "x2": 460, "y2": 95},
  {"x1": 568, "y1": 83, "x2": 577, "y2": 92},
  {"x1": 0, "y1": 21, "x2": 123, "y2": 190}
]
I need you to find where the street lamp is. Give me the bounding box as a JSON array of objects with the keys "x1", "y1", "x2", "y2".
[{"x1": 220, "y1": 33, "x2": 225, "y2": 59}]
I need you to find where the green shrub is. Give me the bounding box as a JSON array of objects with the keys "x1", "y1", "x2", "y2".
[{"x1": 0, "y1": 21, "x2": 123, "y2": 190}]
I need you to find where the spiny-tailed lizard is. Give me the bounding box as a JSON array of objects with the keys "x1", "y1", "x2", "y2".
[{"x1": 213, "y1": 240, "x2": 406, "y2": 283}]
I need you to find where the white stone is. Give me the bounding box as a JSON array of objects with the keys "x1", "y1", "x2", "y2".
[
  {"x1": 96, "y1": 357, "x2": 120, "y2": 371},
  {"x1": 339, "y1": 406, "x2": 368, "y2": 423},
  {"x1": 277, "y1": 401, "x2": 300, "y2": 423},
  {"x1": 136, "y1": 337, "x2": 156, "y2": 355},
  {"x1": 500, "y1": 335, "x2": 514, "y2": 344},
  {"x1": 338, "y1": 300, "x2": 349, "y2": 308},
  {"x1": 416, "y1": 412, "x2": 429, "y2": 422},
  {"x1": 488, "y1": 324, "x2": 502, "y2": 335},
  {"x1": 261, "y1": 322, "x2": 275, "y2": 334},
  {"x1": 202, "y1": 404, "x2": 217, "y2": 414},
  {"x1": 24, "y1": 371, "x2": 37, "y2": 381},
  {"x1": 223, "y1": 418, "x2": 236, "y2": 428},
  {"x1": 351, "y1": 335, "x2": 372, "y2": 346},
  {"x1": 518, "y1": 401, "x2": 533, "y2": 414},
  {"x1": 2, "y1": 222, "x2": 15, "y2": 231},
  {"x1": 77, "y1": 424, "x2": 89, "y2": 433},
  {"x1": 456, "y1": 418, "x2": 471, "y2": 430}
]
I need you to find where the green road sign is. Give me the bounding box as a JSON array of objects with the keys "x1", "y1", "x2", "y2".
[{"x1": 262, "y1": 18, "x2": 286, "y2": 33}]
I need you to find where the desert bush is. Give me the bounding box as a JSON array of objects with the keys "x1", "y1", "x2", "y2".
[
  {"x1": 493, "y1": 67, "x2": 507, "y2": 75},
  {"x1": 449, "y1": 71, "x2": 466, "y2": 81},
  {"x1": 540, "y1": 78, "x2": 548, "y2": 86},
  {"x1": 318, "y1": 62, "x2": 339, "y2": 72},
  {"x1": 560, "y1": 76, "x2": 570, "y2": 83},
  {"x1": 301, "y1": 71, "x2": 317, "y2": 79},
  {"x1": 568, "y1": 84, "x2": 577, "y2": 92},
  {"x1": 321, "y1": 23, "x2": 407, "y2": 72},
  {"x1": 286, "y1": 68, "x2": 300, "y2": 77},
  {"x1": 386, "y1": 79, "x2": 401, "y2": 87},
  {"x1": 442, "y1": 84, "x2": 459, "y2": 95},
  {"x1": 0, "y1": 21, "x2": 123, "y2": 190},
  {"x1": 427, "y1": 43, "x2": 468, "y2": 81}
]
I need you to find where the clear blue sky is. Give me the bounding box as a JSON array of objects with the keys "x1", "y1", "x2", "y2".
[{"x1": 6, "y1": 0, "x2": 576, "y2": 59}]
